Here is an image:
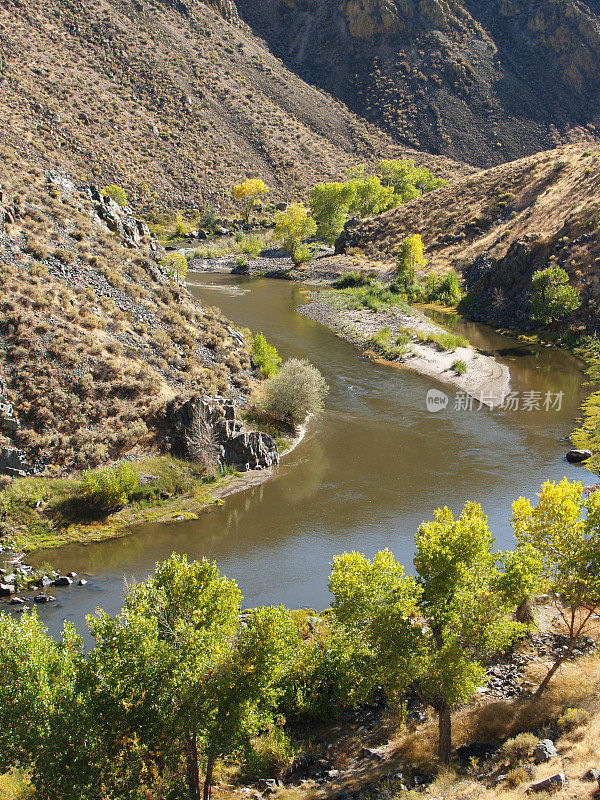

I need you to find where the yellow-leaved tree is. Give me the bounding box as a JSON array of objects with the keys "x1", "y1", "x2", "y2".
[
  {"x1": 272, "y1": 203, "x2": 317, "y2": 267},
  {"x1": 233, "y1": 179, "x2": 269, "y2": 224}
]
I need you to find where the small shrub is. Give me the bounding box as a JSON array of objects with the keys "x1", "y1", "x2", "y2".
[
  {"x1": 252, "y1": 333, "x2": 281, "y2": 378},
  {"x1": 102, "y1": 184, "x2": 128, "y2": 207},
  {"x1": 241, "y1": 728, "x2": 295, "y2": 781},
  {"x1": 451, "y1": 359, "x2": 467, "y2": 375},
  {"x1": 25, "y1": 237, "x2": 48, "y2": 260},
  {"x1": 557, "y1": 707, "x2": 590, "y2": 732},
  {"x1": 79, "y1": 462, "x2": 139, "y2": 509},
  {"x1": 173, "y1": 212, "x2": 189, "y2": 238},
  {"x1": 499, "y1": 733, "x2": 538, "y2": 765},
  {"x1": 238, "y1": 235, "x2": 263, "y2": 259},
  {"x1": 333, "y1": 270, "x2": 371, "y2": 289},
  {"x1": 262, "y1": 358, "x2": 328, "y2": 427},
  {"x1": 198, "y1": 209, "x2": 219, "y2": 231},
  {"x1": 505, "y1": 767, "x2": 529, "y2": 788},
  {"x1": 53, "y1": 248, "x2": 76, "y2": 265},
  {"x1": 292, "y1": 242, "x2": 315, "y2": 266}
]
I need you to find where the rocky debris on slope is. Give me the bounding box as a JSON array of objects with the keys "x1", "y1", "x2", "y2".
[
  {"x1": 163, "y1": 395, "x2": 280, "y2": 471},
  {"x1": 87, "y1": 185, "x2": 153, "y2": 249},
  {"x1": 527, "y1": 773, "x2": 566, "y2": 794}
]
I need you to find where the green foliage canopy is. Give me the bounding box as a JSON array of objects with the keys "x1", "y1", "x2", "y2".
[{"x1": 531, "y1": 266, "x2": 581, "y2": 325}]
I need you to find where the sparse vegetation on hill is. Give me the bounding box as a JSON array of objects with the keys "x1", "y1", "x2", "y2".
[
  {"x1": 0, "y1": 0, "x2": 463, "y2": 211},
  {"x1": 237, "y1": 0, "x2": 600, "y2": 166},
  {"x1": 338, "y1": 145, "x2": 600, "y2": 336},
  {"x1": 0, "y1": 158, "x2": 254, "y2": 474}
]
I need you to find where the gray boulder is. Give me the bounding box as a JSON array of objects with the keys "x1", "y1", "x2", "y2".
[
  {"x1": 581, "y1": 769, "x2": 600, "y2": 782},
  {"x1": 0, "y1": 583, "x2": 15, "y2": 597},
  {"x1": 34, "y1": 595, "x2": 55, "y2": 604},
  {"x1": 52, "y1": 576, "x2": 73, "y2": 587},
  {"x1": 566, "y1": 449, "x2": 592, "y2": 463},
  {"x1": 527, "y1": 773, "x2": 566, "y2": 793},
  {"x1": 534, "y1": 739, "x2": 558, "y2": 763}
]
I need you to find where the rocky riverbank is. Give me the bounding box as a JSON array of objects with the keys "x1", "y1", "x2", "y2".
[{"x1": 300, "y1": 294, "x2": 511, "y2": 407}]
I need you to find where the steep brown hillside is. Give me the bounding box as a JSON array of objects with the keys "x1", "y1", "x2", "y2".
[
  {"x1": 0, "y1": 0, "x2": 461, "y2": 212},
  {"x1": 0, "y1": 154, "x2": 267, "y2": 475},
  {"x1": 338, "y1": 144, "x2": 600, "y2": 331},
  {"x1": 236, "y1": 0, "x2": 600, "y2": 167}
]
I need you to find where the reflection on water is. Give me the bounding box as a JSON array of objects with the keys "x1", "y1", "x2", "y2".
[{"x1": 28, "y1": 276, "x2": 594, "y2": 641}]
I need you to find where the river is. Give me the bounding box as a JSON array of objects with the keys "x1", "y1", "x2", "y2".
[{"x1": 30, "y1": 274, "x2": 594, "y2": 640}]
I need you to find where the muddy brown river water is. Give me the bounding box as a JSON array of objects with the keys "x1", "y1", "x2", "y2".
[{"x1": 29, "y1": 274, "x2": 594, "y2": 640}]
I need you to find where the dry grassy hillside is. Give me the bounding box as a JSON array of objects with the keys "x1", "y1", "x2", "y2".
[
  {"x1": 341, "y1": 144, "x2": 600, "y2": 331},
  {"x1": 0, "y1": 0, "x2": 463, "y2": 212},
  {"x1": 0, "y1": 153, "x2": 256, "y2": 474}
]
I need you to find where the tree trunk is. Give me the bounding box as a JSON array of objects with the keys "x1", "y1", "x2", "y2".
[
  {"x1": 203, "y1": 752, "x2": 215, "y2": 800},
  {"x1": 437, "y1": 705, "x2": 452, "y2": 764},
  {"x1": 185, "y1": 733, "x2": 201, "y2": 800},
  {"x1": 535, "y1": 636, "x2": 577, "y2": 697}
]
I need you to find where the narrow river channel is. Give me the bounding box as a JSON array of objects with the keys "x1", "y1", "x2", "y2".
[{"x1": 31, "y1": 274, "x2": 594, "y2": 640}]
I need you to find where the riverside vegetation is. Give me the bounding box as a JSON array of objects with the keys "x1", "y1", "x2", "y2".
[{"x1": 2, "y1": 479, "x2": 600, "y2": 800}]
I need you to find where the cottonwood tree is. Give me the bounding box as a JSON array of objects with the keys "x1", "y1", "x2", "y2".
[
  {"x1": 272, "y1": 203, "x2": 317, "y2": 266},
  {"x1": 310, "y1": 181, "x2": 356, "y2": 242},
  {"x1": 161, "y1": 251, "x2": 188, "y2": 286},
  {"x1": 412, "y1": 503, "x2": 535, "y2": 762},
  {"x1": 531, "y1": 266, "x2": 580, "y2": 326},
  {"x1": 378, "y1": 159, "x2": 446, "y2": 203},
  {"x1": 81, "y1": 555, "x2": 296, "y2": 800},
  {"x1": 0, "y1": 611, "x2": 80, "y2": 778},
  {"x1": 233, "y1": 179, "x2": 269, "y2": 224},
  {"x1": 512, "y1": 478, "x2": 600, "y2": 695},
  {"x1": 397, "y1": 234, "x2": 427, "y2": 287},
  {"x1": 329, "y1": 503, "x2": 535, "y2": 763}
]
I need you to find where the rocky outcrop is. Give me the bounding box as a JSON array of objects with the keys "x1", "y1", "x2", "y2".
[
  {"x1": 223, "y1": 431, "x2": 279, "y2": 470},
  {"x1": 163, "y1": 395, "x2": 280, "y2": 471},
  {"x1": 87, "y1": 186, "x2": 152, "y2": 249}
]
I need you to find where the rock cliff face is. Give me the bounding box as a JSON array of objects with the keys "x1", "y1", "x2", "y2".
[{"x1": 236, "y1": 0, "x2": 600, "y2": 166}]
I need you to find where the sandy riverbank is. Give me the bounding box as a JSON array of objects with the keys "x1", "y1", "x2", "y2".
[{"x1": 300, "y1": 296, "x2": 511, "y2": 407}]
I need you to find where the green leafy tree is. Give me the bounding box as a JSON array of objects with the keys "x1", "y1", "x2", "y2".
[
  {"x1": 412, "y1": 503, "x2": 534, "y2": 762},
  {"x1": 329, "y1": 550, "x2": 423, "y2": 705},
  {"x1": 309, "y1": 182, "x2": 356, "y2": 242},
  {"x1": 347, "y1": 175, "x2": 394, "y2": 218},
  {"x1": 397, "y1": 234, "x2": 427, "y2": 286},
  {"x1": 378, "y1": 159, "x2": 446, "y2": 204},
  {"x1": 101, "y1": 184, "x2": 128, "y2": 207},
  {"x1": 0, "y1": 611, "x2": 80, "y2": 778},
  {"x1": 252, "y1": 332, "x2": 282, "y2": 378},
  {"x1": 272, "y1": 203, "x2": 317, "y2": 266},
  {"x1": 161, "y1": 251, "x2": 188, "y2": 286},
  {"x1": 531, "y1": 266, "x2": 581, "y2": 326},
  {"x1": 329, "y1": 504, "x2": 535, "y2": 764},
  {"x1": 82, "y1": 555, "x2": 296, "y2": 800},
  {"x1": 512, "y1": 479, "x2": 600, "y2": 695}
]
